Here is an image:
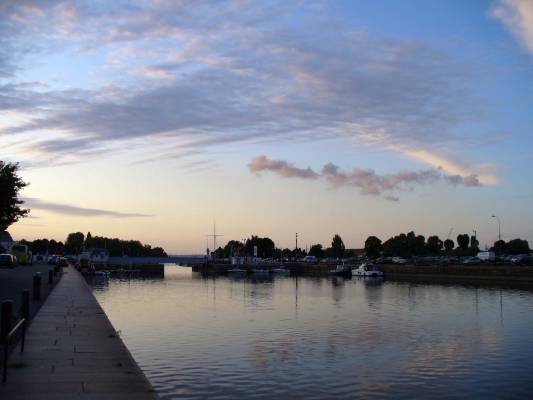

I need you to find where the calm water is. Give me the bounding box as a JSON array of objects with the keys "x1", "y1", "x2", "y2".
[{"x1": 90, "y1": 266, "x2": 533, "y2": 399}]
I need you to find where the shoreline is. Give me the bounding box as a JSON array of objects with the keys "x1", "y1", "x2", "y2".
[{"x1": 192, "y1": 262, "x2": 533, "y2": 284}]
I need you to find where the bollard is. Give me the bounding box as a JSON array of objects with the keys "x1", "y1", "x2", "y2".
[
  {"x1": 21, "y1": 290, "x2": 30, "y2": 321},
  {"x1": 33, "y1": 273, "x2": 42, "y2": 301},
  {"x1": 0, "y1": 301, "x2": 13, "y2": 345},
  {"x1": 1, "y1": 300, "x2": 13, "y2": 383},
  {"x1": 54, "y1": 265, "x2": 59, "y2": 277},
  {"x1": 48, "y1": 269, "x2": 54, "y2": 284}
]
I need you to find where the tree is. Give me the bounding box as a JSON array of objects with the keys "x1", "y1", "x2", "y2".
[
  {"x1": 331, "y1": 234, "x2": 345, "y2": 259},
  {"x1": 408, "y1": 232, "x2": 426, "y2": 256},
  {"x1": 491, "y1": 240, "x2": 506, "y2": 255},
  {"x1": 426, "y1": 235, "x2": 443, "y2": 255},
  {"x1": 291, "y1": 247, "x2": 306, "y2": 260},
  {"x1": 281, "y1": 248, "x2": 292, "y2": 260},
  {"x1": 364, "y1": 236, "x2": 382, "y2": 258},
  {"x1": 212, "y1": 247, "x2": 225, "y2": 259},
  {"x1": 506, "y1": 238, "x2": 530, "y2": 255},
  {"x1": 309, "y1": 244, "x2": 324, "y2": 259},
  {"x1": 382, "y1": 233, "x2": 408, "y2": 257},
  {"x1": 0, "y1": 161, "x2": 29, "y2": 231},
  {"x1": 457, "y1": 234, "x2": 469, "y2": 250},
  {"x1": 85, "y1": 232, "x2": 93, "y2": 248},
  {"x1": 470, "y1": 235, "x2": 479, "y2": 255},
  {"x1": 444, "y1": 239, "x2": 454, "y2": 253},
  {"x1": 244, "y1": 236, "x2": 275, "y2": 258},
  {"x1": 64, "y1": 232, "x2": 85, "y2": 254},
  {"x1": 223, "y1": 240, "x2": 244, "y2": 258}
]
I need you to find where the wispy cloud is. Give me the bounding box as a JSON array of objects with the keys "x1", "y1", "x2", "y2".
[
  {"x1": 492, "y1": 0, "x2": 533, "y2": 57},
  {"x1": 249, "y1": 156, "x2": 482, "y2": 201},
  {"x1": 24, "y1": 197, "x2": 153, "y2": 218},
  {"x1": 0, "y1": 1, "x2": 497, "y2": 175},
  {"x1": 248, "y1": 156, "x2": 319, "y2": 179},
  {"x1": 394, "y1": 146, "x2": 498, "y2": 185}
]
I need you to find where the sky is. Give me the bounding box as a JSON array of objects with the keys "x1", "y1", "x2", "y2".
[{"x1": 1, "y1": 0, "x2": 533, "y2": 254}]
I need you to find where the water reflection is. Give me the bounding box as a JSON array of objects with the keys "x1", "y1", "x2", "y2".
[{"x1": 90, "y1": 266, "x2": 533, "y2": 400}]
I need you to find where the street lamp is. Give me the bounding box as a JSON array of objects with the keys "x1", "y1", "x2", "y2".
[{"x1": 491, "y1": 215, "x2": 501, "y2": 241}]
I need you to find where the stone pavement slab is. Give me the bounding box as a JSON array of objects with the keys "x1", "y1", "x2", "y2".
[{"x1": 0, "y1": 265, "x2": 158, "y2": 399}]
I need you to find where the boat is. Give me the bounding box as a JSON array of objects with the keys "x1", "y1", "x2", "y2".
[
  {"x1": 330, "y1": 263, "x2": 351, "y2": 277},
  {"x1": 228, "y1": 268, "x2": 247, "y2": 274},
  {"x1": 272, "y1": 267, "x2": 290, "y2": 276},
  {"x1": 352, "y1": 264, "x2": 383, "y2": 277},
  {"x1": 252, "y1": 268, "x2": 271, "y2": 274}
]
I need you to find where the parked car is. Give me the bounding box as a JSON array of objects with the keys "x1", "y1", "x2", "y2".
[
  {"x1": 511, "y1": 254, "x2": 531, "y2": 265},
  {"x1": 392, "y1": 257, "x2": 408, "y2": 265},
  {"x1": 503, "y1": 255, "x2": 515, "y2": 263},
  {"x1": 438, "y1": 256, "x2": 458, "y2": 264},
  {"x1": 477, "y1": 251, "x2": 496, "y2": 262},
  {"x1": 463, "y1": 257, "x2": 481, "y2": 265},
  {"x1": 0, "y1": 253, "x2": 17, "y2": 268}
]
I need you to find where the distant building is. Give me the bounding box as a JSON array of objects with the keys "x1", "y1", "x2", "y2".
[
  {"x1": 0, "y1": 231, "x2": 14, "y2": 253},
  {"x1": 231, "y1": 256, "x2": 262, "y2": 265},
  {"x1": 79, "y1": 248, "x2": 110, "y2": 266}
]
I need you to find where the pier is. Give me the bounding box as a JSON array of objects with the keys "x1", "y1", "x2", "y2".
[{"x1": 0, "y1": 265, "x2": 158, "y2": 399}]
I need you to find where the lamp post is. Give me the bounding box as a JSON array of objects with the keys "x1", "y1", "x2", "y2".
[{"x1": 491, "y1": 215, "x2": 501, "y2": 241}]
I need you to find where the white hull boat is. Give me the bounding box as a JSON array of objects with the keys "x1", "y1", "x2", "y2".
[
  {"x1": 228, "y1": 268, "x2": 247, "y2": 274},
  {"x1": 352, "y1": 264, "x2": 383, "y2": 277},
  {"x1": 252, "y1": 268, "x2": 271, "y2": 274},
  {"x1": 272, "y1": 267, "x2": 290, "y2": 276}
]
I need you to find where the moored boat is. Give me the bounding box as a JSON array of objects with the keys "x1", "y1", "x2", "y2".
[
  {"x1": 352, "y1": 264, "x2": 383, "y2": 277},
  {"x1": 272, "y1": 267, "x2": 290, "y2": 276},
  {"x1": 330, "y1": 263, "x2": 351, "y2": 277},
  {"x1": 252, "y1": 268, "x2": 271, "y2": 274},
  {"x1": 228, "y1": 268, "x2": 247, "y2": 274}
]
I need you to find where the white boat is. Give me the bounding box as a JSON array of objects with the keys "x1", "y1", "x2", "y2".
[
  {"x1": 252, "y1": 268, "x2": 271, "y2": 274},
  {"x1": 272, "y1": 267, "x2": 290, "y2": 276},
  {"x1": 330, "y1": 263, "x2": 350, "y2": 276},
  {"x1": 352, "y1": 264, "x2": 383, "y2": 277},
  {"x1": 228, "y1": 268, "x2": 247, "y2": 274}
]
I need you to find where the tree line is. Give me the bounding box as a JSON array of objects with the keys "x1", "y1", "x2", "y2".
[
  {"x1": 213, "y1": 234, "x2": 348, "y2": 260},
  {"x1": 19, "y1": 232, "x2": 167, "y2": 257},
  {"x1": 214, "y1": 231, "x2": 531, "y2": 261},
  {"x1": 363, "y1": 232, "x2": 530, "y2": 258}
]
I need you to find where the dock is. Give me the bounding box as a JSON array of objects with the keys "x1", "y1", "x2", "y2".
[{"x1": 0, "y1": 265, "x2": 158, "y2": 399}]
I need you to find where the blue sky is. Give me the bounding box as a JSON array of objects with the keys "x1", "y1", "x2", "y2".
[{"x1": 1, "y1": 0, "x2": 532, "y2": 253}]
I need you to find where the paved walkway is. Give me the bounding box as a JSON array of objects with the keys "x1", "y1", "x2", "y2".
[
  {"x1": 0, "y1": 265, "x2": 158, "y2": 399},
  {"x1": 1, "y1": 262, "x2": 60, "y2": 321}
]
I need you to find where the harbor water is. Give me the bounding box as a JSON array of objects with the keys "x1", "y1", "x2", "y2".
[{"x1": 89, "y1": 266, "x2": 533, "y2": 399}]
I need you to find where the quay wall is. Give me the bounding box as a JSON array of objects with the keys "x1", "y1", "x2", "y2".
[
  {"x1": 92, "y1": 262, "x2": 165, "y2": 275},
  {"x1": 380, "y1": 263, "x2": 533, "y2": 282},
  {"x1": 193, "y1": 262, "x2": 533, "y2": 282}
]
